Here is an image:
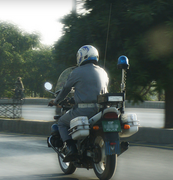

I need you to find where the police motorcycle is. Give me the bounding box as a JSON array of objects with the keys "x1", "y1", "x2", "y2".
[{"x1": 44, "y1": 56, "x2": 139, "y2": 180}]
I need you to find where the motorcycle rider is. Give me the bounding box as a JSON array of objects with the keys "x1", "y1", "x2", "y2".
[{"x1": 49, "y1": 45, "x2": 109, "y2": 162}]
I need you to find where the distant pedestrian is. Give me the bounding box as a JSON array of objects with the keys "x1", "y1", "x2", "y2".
[{"x1": 14, "y1": 77, "x2": 24, "y2": 99}]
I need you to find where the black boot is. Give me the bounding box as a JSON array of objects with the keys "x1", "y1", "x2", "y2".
[{"x1": 63, "y1": 139, "x2": 77, "y2": 162}]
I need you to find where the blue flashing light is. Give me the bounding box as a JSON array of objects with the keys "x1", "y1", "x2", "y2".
[{"x1": 117, "y1": 55, "x2": 129, "y2": 69}]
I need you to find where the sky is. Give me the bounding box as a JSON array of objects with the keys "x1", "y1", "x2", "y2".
[{"x1": 0, "y1": 0, "x2": 74, "y2": 45}]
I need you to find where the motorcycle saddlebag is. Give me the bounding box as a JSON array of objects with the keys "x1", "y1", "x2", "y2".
[
  {"x1": 119, "y1": 113, "x2": 139, "y2": 138},
  {"x1": 69, "y1": 116, "x2": 90, "y2": 140}
]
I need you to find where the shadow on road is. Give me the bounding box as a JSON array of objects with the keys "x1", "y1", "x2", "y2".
[
  {"x1": 33, "y1": 173, "x2": 80, "y2": 180},
  {"x1": 1, "y1": 173, "x2": 98, "y2": 180}
]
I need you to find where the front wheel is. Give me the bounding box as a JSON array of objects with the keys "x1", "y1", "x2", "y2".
[
  {"x1": 93, "y1": 136, "x2": 117, "y2": 180},
  {"x1": 58, "y1": 154, "x2": 76, "y2": 174}
]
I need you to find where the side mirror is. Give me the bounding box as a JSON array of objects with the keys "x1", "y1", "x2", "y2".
[
  {"x1": 117, "y1": 55, "x2": 129, "y2": 69},
  {"x1": 44, "y1": 82, "x2": 53, "y2": 91}
]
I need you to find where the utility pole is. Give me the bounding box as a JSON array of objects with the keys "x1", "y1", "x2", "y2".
[{"x1": 72, "y1": 0, "x2": 77, "y2": 14}]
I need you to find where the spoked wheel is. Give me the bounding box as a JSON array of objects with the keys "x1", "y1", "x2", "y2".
[
  {"x1": 58, "y1": 154, "x2": 76, "y2": 174},
  {"x1": 93, "y1": 136, "x2": 117, "y2": 180}
]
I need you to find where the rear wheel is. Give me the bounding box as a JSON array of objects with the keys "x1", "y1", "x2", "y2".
[
  {"x1": 58, "y1": 154, "x2": 76, "y2": 174},
  {"x1": 93, "y1": 136, "x2": 117, "y2": 180}
]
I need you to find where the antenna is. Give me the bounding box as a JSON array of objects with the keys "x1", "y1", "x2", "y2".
[
  {"x1": 104, "y1": 3, "x2": 112, "y2": 68},
  {"x1": 117, "y1": 55, "x2": 129, "y2": 113}
]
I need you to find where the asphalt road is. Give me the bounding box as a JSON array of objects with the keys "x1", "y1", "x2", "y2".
[
  {"x1": 0, "y1": 133, "x2": 173, "y2": 180},
  {"x1": 22, "y1": 105, "x2": 165, "y2": 128},
  {"x1": 22, "y1": 105, "x2": 56, "y2": 121}
]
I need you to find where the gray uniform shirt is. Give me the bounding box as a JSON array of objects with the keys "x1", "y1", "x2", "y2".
[
  {"x1": 54, "y1": 63, "x2": 109, "y2": 105},
  {"x1": 55, "y1": 63, "x2": 109, "y2": 141}
]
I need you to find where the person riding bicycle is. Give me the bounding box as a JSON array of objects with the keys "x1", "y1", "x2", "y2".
[{"x1": 49, "y1": 45, "x2": 109, "y2": 162}]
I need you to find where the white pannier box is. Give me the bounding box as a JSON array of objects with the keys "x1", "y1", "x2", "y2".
[
  {"x1": 119, "y1": 113, "x2": 140, "y2": 138},
  {"x1": 69, "y1": 116, "x2": 90, "y2": 140}
]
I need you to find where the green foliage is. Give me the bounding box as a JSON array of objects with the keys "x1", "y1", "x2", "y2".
[
  {"x1": 22, "y1": 47, "x2": 57, "y2": 97},
  {"x1": 54, "y1": 0, "x2": 173, "y2": 103},
  {"x1": 0, "y1": 22, "x2": 57, "y2": 98}
]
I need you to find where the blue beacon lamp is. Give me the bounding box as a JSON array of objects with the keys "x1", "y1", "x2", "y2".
[{"x1": 117, "y1": 55, "x2": 129, "y2": 70}]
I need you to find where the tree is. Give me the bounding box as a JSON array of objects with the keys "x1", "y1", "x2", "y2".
[
  {"x1": 0, "y1": 22, "x2": 57, "y2": 98},
  {"x1": 114, "y1": 0, "x2": 173, "y2": 128},
  {"x1": 0, "y1": 22, "x2": 40, "y2": 97},
  {"x1": 22, "y1": 47, "x2": 57, "y2": 97},
  {"x1": 54, "y1": 0, "x2": 173, "y2": 128}
]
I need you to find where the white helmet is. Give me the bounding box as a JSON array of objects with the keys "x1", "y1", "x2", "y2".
[{"x1": 76, "y1": 45, "x2": 99, "y2": 66}]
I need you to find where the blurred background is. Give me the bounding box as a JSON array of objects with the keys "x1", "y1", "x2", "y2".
[{"x1": 0, "y1": 0, "x2": 173, "y2": 127}]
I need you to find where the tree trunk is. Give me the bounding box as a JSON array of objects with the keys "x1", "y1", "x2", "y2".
[{"x1": 164, "y1": 89, "x2": 173, "y2": 128}]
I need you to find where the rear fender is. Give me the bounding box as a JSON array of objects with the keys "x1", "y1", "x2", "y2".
[{"x1": 104, "y1": 132, "x2": 120, "y2": 155}]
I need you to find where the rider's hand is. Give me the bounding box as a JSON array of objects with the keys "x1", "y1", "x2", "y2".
[{"x1": 48, "y1": 100, "x2": 55, "y2": 107}]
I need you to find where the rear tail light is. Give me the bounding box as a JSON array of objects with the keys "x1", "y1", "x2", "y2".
[
  {"x1": 103, "y1": 112, "x2": 118, "y2": 119},
  {"x1": 110, "y1": 142, "x2": 116, "y2": 145}
]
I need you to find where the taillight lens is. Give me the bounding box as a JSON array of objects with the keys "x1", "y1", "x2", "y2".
[
  {"x1": 110, "y1": 142, "x2": 117, "y2": 145},
  {"x1": 103, "y1": 112, "x2": 118, "y2": 119}
]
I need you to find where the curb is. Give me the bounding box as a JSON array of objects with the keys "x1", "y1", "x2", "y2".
[
  {"x1": 0, "y1": 118, "x2": 54, "y2": 136},
  {"x1": 126, "y1": 101, "x2": 165, "y2": 109},
  {"x1": 24, "y1": 99, "x2": 51, "y2": 105},
  {"x1": 0, "y1": 118, "x2": 172, "y2": 144},
  {"x1": 0, "y1": 98, "x2": 51, "y2": 105},
  {"x1": 122, "y1": 127, "x2": 173, "y2": 144}
]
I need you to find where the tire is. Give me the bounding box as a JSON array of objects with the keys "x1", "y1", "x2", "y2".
[
  {"x1": 93, "y1": 136, "x2": 117, "y2": 180},
  {"x1": 58, "y1": 154, "x2": 76, "y2": 174}
]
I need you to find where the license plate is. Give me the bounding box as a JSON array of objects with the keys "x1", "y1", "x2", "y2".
[{"x1": 102, "y1": 120, "x2": 121, "y2": 132}]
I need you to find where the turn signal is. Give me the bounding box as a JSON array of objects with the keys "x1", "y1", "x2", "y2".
[
  {"x1": 93, "y1": 125, "x2": 99, "y2": 130},
  {"x1": 124, "y1": 124, "x2": 130, "y2": 129}
]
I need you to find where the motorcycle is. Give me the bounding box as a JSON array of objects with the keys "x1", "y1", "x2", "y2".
[{"x1": 44, "y1": 56, "x2": 139, "y2": 180}]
